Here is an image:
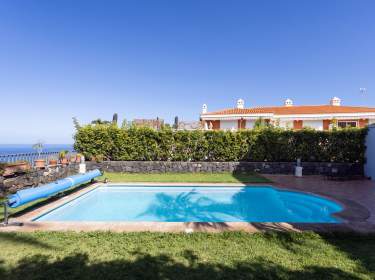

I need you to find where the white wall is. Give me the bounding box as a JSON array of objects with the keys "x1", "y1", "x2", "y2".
[
  {"x1": 220, "y1": 120, "x2": 238, "y2": 130},
  {"x1": 277, "y1": 119, "x2": 323, "y2": 130},
  {"x1": 303, "y1": 120, "x2": 323, "y2": 130},
  {"x1": 245, "y1": 120, "x2": 255, "y2": 129},
  {"x1": 279, "y1": 120, "x2": 293, "y2": 129}
]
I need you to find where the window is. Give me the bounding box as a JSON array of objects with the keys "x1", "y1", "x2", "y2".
[{"x1": 338, "y1": 121, "x2": 357, "y2": 128}]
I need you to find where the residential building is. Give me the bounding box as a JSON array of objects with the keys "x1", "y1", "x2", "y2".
[
  {"x1": 132, "y1": 118, "x2": 164, "y2": 130},
  {"x1": 200, "y1": 98, "x2": 375, "y2": 131},
  {"x1": 177, "y1": 121, "x2": 203, "y2": 131}
]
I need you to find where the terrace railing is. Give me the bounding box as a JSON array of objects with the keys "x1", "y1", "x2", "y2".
[{"x1": 0, "y1": 151, "x2": 77, "y2": 167}]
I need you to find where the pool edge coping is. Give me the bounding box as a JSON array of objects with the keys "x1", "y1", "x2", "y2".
[{"x1": 1, "y1": 181, "x2": 374, "y2": 233}]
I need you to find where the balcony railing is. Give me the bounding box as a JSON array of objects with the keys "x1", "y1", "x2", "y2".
[{"x1": 0, "y1": 151, "x2": 77, "y2": 166}]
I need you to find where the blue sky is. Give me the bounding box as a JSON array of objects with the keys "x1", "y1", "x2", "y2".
[{"x1": 1, "y1": 0, "x2": 374, "y2": 144}]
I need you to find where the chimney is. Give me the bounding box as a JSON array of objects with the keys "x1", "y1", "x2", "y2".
[
  {"x1": 237, "y1": 99, "x2": 245, "y2": 109},
  {"x1": 202, "y1": 104, "x2": 208, "y2": 114},
  {"x1": 284, "y1": 98, "x2": 293, "y2": 107},
  {"x1": 330, "y1": 97, "x2": 341, "y2": 106}
]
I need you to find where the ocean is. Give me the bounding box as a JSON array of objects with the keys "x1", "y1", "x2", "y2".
[{"x1": 0, "y1": 144, "x2": 74, "y2": 155}]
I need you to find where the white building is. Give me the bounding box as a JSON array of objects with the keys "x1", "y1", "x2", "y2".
[{"x1": 201, "y1": 98, "x2": 375, "y2": 131}]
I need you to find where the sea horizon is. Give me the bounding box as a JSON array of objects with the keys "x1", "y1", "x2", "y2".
[{"x1": 0, "y1": 144, "x2": 74, "y2": 155}]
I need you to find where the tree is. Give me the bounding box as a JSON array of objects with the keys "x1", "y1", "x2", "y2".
[
  {"x1": 112, "y1": 113, "x2": 118, "y2": 125},
  {"x1": 72, "y1": 117, "x2": 81, "y2": 130},
  {"x1": 32, "y1": 141, "x2": 44, "y2": 158},
  {"x1": 121, "y1": 119, "x2": 131, "y2": 129},
  {"x1": 330, "y1": 118, "x2": 338, "y2": 130},
  {"x1": 91, "y1": 119, "x2": 111, "y2": 125},
  {"x1": 173, "y1": 116, "x2": 179, "y2": 129},
  {"x1": 254, "y1": 117, "x2": 271, "y2": 129}
]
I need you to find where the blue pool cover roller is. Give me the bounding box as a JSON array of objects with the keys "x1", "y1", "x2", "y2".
[{"x1": 7, "y1": 169, "x2": 102, "y2": 208}]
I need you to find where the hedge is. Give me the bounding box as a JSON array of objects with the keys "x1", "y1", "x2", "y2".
[{"x1": 73, "y1": 125, "x2": 367, "y2": 163}]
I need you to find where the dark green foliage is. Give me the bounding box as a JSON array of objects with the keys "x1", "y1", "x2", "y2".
[
  {"x1": 74, "y1": 125, "x2": 367, "y2": 163},
  {"x1": 112, "y1": 113, "x2": 118, "y2": 125},
  {"x1": 253, "y1": 117, "x2": 271, "y2": 129},
  {"x1": 72, "y1": 117, "x2": 81, "y2": 131},
  {"x1": 173, "y1": 116, "x2": 179, "y2": 129},
  {"x1": 91, "y1": 119, "x2": 111, "y2": 125},
  {"x1": 0, "y1": 163, "x2": 6, "y2": 175}
]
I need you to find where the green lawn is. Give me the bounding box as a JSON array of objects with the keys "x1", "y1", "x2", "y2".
[
  {"x1": 0, "y1": 231, "x2": 374, "y2": 279},
  {"x1": 0, "y1": 173, "x2": 373, "y2": 279},
  {"x1": 101, "y1": 171, "x2": 271, "y2": 183}
]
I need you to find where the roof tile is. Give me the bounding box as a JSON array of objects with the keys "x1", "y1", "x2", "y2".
[{"x1": 203, "y1": 105, "x2": 375, "y2": 116}]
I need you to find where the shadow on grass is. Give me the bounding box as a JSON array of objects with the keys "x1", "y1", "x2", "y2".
[
  {"x1": 0, "y1": 232, "x2": 54, "y2": 249},
  {"x1": 231, "y1": 161, "x2": 275, "y2": 184},
  {"x1": 231, "y1": 172, "x2": 272, "y2": 184},
  {"x1": 249, "y1": 222, "x2": 375, "y2": 273},
  {"x1": 0, "y1": 250, "x2": 363, "y2": 280},
  {"x1": 319, "y1": 232, "x2": 375, "y2": 277},
  {"x1": 257, "y1": 231, "x2": 375, "y2": 277}
]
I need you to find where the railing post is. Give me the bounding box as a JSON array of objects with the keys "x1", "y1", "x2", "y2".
[
  {"x1": 0, "y1": 150, "x2": 74, "y2": 167},
  {"x1": 0, "y1": 201, "x2": 23, "y2": 227},
  {"x1": 3, "y1": 202, "x2": 8, "y2": 225}
]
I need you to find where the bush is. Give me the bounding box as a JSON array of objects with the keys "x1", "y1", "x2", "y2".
[
  {"x1": 74, "y1": 125, "x2": 367, "y2": 163},
  {"x1": 0, "y1": 163, "x2": 6, "y2": 176}
]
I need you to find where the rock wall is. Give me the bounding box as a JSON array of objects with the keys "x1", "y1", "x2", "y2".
[
  {"x1": 86, "y1": 161, "x2": 363, "y2": 176},
  {"x1": 0, "y1": 164, "x2": 79, "y2": 197}
]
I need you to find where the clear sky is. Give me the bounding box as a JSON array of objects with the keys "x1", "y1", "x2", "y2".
[{"x1": 1, "y1": 0, "x2": 374, "y2": 144}]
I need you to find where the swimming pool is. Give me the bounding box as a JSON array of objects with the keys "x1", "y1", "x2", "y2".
[{"x1": 34, "y1": 185, "x2": 343, "y2": 223}]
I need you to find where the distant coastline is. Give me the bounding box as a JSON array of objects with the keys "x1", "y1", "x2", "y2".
[{"x1": 0, "y1": 144, "x2": 73, "y2": 155}]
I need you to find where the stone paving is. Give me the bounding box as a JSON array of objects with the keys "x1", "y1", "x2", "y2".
[
  {"x1": 263, "y1": 175, "x2": 375, "y2": 224},
  {"x1": 1, "y1": 175, "x2": 375, "y2": 233}
]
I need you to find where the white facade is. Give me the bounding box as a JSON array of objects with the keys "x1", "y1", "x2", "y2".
[
  {"x1": 201, "y1": 98, "x2": 375, "y2": 131},
  {"x1": 220, "y1": 120, "x2": 238, "y2": 130},
  {"x1": 303, "y1": 120, "x2": 323, "y2": 130},
  {"x1": 245, "y1": 120, "x2": 255, "y2": 129},
  {"x1": 279, "y1": 120, "x2": 294, "y2": 129}
]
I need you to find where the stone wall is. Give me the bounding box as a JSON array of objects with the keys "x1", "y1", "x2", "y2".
[
  {"x1": 0, "y1": 164, "x2": 79, "y2": 197},
  {"x1": 1, "y1": 161, "x2": 363, "y2": 197},
  {"x1": 86, "y1": 161, "x2": 363, "y2": 176}
]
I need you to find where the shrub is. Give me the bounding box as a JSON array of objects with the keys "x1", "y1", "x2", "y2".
[
  {"x1": 74, "y1": 125, "x2": 367, "y2": 163},
  {"x1": 0, "y1": 163, "x2": 6, "y2": 176}
]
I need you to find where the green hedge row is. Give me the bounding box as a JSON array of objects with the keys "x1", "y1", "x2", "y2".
[{"x1": 73, "y1": 125, "x2": 367, "y2": 163}]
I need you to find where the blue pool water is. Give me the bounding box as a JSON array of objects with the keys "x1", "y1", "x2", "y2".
[{"x1": 34, "y1": 186, "x2": 343, "y2": 223}]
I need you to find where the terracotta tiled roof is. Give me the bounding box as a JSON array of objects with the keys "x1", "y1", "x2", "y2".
[{"x1": 203, "y1": 105, "x2": 375, "y2": 116}]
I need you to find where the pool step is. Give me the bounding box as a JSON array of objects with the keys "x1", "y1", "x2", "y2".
[{"x1": 281, "y1": 195, "x2": 338, "y2": 222}]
